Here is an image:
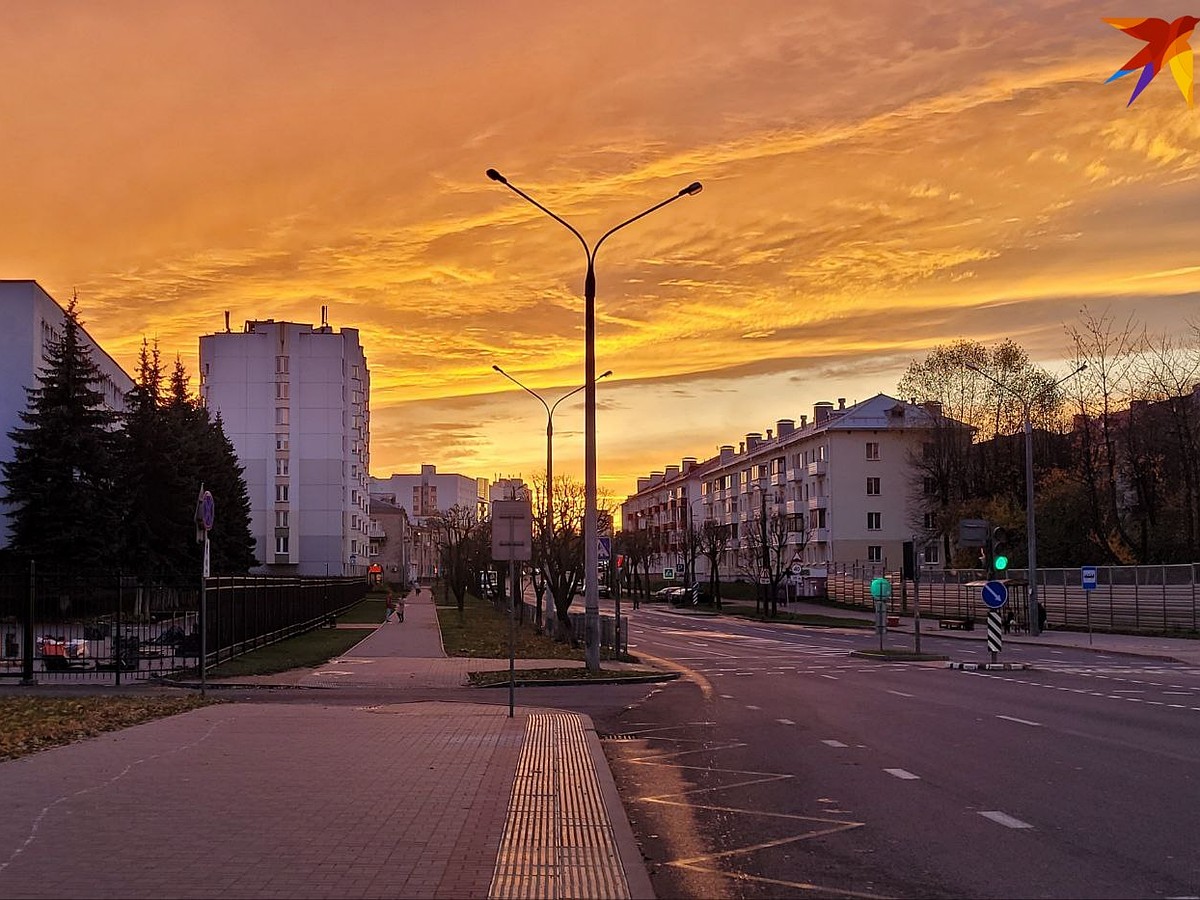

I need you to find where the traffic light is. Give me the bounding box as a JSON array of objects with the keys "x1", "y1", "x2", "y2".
[{"x1": 991, "y1": 526, "x2": 1010, "y2": 576}]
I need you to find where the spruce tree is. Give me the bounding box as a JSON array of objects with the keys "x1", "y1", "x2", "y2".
[
  {"x1": 165, "y1": 359, "x2": 257, "y2": 574},
  {"x1": 2, "y1": 295, "x2": 119, "y2": 570}
]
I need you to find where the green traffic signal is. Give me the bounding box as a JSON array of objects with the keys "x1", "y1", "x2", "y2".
[{"x1": 994, "y1": 554, "x2": 1009, "y2": 571}]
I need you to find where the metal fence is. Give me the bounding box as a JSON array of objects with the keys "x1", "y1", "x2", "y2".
[
  {"x1": 827, "y1": 562, "x2": 1200, "y2": 634},
  {"x1": 0, "y1": 566, "x2": 368, "y2": 683}
]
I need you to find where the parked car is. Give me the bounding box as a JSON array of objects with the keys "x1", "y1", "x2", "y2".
[
  {"x1": 598, "y1": 584, "x2": 611, "y2": 598},
  {"x1": 652, "y1": 586, "x2": 677, "y2": 602}
]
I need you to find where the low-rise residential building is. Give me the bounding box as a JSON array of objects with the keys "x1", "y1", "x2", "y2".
[
  {"x1": 370, "y1": 464, "x2": 489, "y2": 523},
  {"x1": 621, "y1": 394, "x2": 947, "y2": 581}
]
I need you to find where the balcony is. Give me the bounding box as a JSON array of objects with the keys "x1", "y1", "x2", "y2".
[
  {"x1": 808, "y1": 496, "x2": 828, "y2": 510},
  {"x1": 786, "y1": 499, "x2": 803, "y2": 516},
  {"x1": 807, "y1": 460, "x2": 827, "y2": 477},
  {"x1": 809, "y1": 527, "x2": 830, "y2": 543}
]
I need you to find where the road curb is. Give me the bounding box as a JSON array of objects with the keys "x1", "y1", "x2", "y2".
[
  {"x1": 946, "y1": 661, "x2": 1031, "y2": 671},
  {"x1": 470, "y1": 671, "x2": 680, "y2": 689}
]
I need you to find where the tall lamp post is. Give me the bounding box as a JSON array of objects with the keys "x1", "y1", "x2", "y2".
[
  {"x1": 491, "y1": 364, "x2": 612, "y2": 632},
  {"x1": 487, "y1": 169, "x2": 702, "y2": 671},
  {"x1": 967, "y1": 362, "x2": 1086, "y2": 635}
]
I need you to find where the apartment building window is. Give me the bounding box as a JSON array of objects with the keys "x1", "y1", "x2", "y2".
[
  {"x1": 923, "y1": 476, "x2": 937, "y2": 496},
  {"x1": 923, "y1": 545, "x2": 941, "y2": 565},
  {"x1": 923, "y1": 442, "x2": 936, "y2": 460},
  {"x1": 868, "y1": 545, "x2": 882, "y2": 562},
  {"x1": 275, "y1": 535, "x2": 289, "y2": 554},
  {"x1": 275, "y1": 484, "x2": 289, "y2": 502},
  {"x1": 866, "y1": 442, "x2": 880, "y2": 460},
  {"x1": 275, "y1": 382, "x2": 289, "y2": 400},
  {"x1": 922, "y1": 512, "x2": 936, "y2": 530},
  {"x1": 275, "y1": 437, "x2": 289, "y2": 451},
  {"x1": 275, "y1": 407, "x2": 289, "y2": 426},
  {"x1": 275, "y1": 511, "x2": 289, "y2": 528},
  {"x1": 867, "y1": 511, "x2": 881, "y2": 530},
  {"x1": 276, "y1": 355, "x2": 289, "y2": 374},
  {"x1": 276, "y1": 458, "x2": 289, "y2": 477},
  {"x1": 866, "y1": 477, "x2": 881, "y2": 496}
]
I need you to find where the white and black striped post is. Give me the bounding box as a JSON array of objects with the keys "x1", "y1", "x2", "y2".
[{"x1": 986, "y1": 609, "x2": 1003, "y2": 664}]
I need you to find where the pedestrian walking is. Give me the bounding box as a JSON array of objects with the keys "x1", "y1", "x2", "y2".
[{"x1": 384, "y1": 591, "x2": 397, "y2": 624}]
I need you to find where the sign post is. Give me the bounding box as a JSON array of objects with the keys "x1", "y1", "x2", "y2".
[
  {"x1": 194, "y1": 486, "x2": 215, "y2": 698},
  {"x1": 912, "y1": 539, "x2": 923, "y2": 656},
  {"x1": 1081, "y1": 566, "x2": 1097, "y2": 644},
  {"x1": 492, "y1": 499, "x2": 533, "y2": 718},
  {"x1": 870, "y1": 577, "x2": 892, "y2": 651},
  {"x1": 980, "y1": 580, "x2": 1008, "y2": 663}
]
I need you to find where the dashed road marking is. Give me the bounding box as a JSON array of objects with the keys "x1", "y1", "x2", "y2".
[
  {"x1": 884, "y1": 768, "x2": 920, "y2": 780},
  {"x1": 996, "y1": 714, "x2": 1042, "y2": 727},
  {"x1": 979, "y1": 810, "x2": 1033, "y2": 829},
  {"x1": 745, "y1": 704, "x2": 761, "y2": 710},
  {"x1": 887, "y1": 690, "x2": 914, "y2": 698},
  {"x1": 777, "y1": 718, "x2": 796, "y2": 726},
  {"x1": 818, "y1": 674, "x2": 838, "y2": 681},
  {"x1": 821, "y1": 739, "x2": 848, "y2": 748}
]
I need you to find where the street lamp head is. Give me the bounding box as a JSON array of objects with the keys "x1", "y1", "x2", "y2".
[
  {"x1": 486, "y1": 168, "x2": 507, "y2": 184},
  {"x1": 491, "y1": 364, "x2": 502, "y2": 373},
  {"x1": 680, "y1": 181, "x2": 703, "y2": 196},
  {"x1": 599, "y1": 369, "x2": 613, "y2": 380}
]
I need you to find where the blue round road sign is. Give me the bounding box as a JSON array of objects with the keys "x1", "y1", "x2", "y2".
[{"x1": 981, "y1": 580, "x2": 1008, "y2": 609}]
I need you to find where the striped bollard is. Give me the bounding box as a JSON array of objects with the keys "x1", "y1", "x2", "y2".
[{"x1": 986, "y1": 609, "x2": 1003, "y2": 663}]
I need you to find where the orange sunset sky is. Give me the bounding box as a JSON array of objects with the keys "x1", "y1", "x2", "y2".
[{"x1": 3, "y1": 1, "x2": 1199, "y2": 503}]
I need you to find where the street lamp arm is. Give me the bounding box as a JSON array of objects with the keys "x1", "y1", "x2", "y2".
[
  {"x1": 593, "y1": 185, "x2": 702, "y2": 259},
  {"x1": 548, "y1": 370, "x2": 610, "y2": 417},
  {"x1": 492, "y1": 364, "x2": 551, "y2": 417},
  {"x1": 486, "y1": 169, "x2": 590, "y2": 258}
]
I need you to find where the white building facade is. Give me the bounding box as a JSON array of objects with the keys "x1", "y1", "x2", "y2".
[
  {"x1": 370, "y1": 465, "x2": 488, "y2": 523},
  {"x1": 199, "y1": 318, "x2": 370, "y2": 577},
  {"x1": 621, "y1": 395, "x2": 943, "y2": 580},
  {"x1": 0, "y1": 281, "x2": 134, "y2": 546}
]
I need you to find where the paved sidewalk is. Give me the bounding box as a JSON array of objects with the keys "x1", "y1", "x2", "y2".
[{"x1": 0, "y1": 590, "x2": 655, "y2": 899}]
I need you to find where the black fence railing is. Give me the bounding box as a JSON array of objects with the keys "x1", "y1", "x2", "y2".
[{"x1": 0, "y1": 566, "x2": 367, "y2": 683}]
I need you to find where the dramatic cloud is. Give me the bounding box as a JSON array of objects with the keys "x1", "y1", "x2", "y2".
[{"x1": 3, "y1": 0, "x2": 1198, "y2": 500}]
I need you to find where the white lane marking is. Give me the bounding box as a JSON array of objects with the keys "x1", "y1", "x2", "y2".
[
  {"x1": 818, "y1": 674, "x2": 839, "y2": 680},
  {"x1": 979, "y1": 810, "x2": 1033, "y2": 829},
  {"x1": 996, "y1": 714, "x2": 1042, "y2": 727},
  {"x1": 777, "y1": 718, "x2": 796, "y2": 726},
  {"x1": 888, "y1": 690, "x2": 914, "y2": 698},
  {"x1": 822, "y1": 739, "x2": 848, "y2": 748},
  {"x1": 745, "y1": 704, "x2": 761, "y2": 710},
  {"x1": 884, "y1": 768, "x2": 920, "y2": 780},
  {"x1": 1113, "y1": 689, "x2": 1143, "y2": 693},
  {"x1": 1164, "y1": 691, "x2": 1194, "y2": 696},
  {"x1": 719, "y1": 694, "x2": 734, "y2": 699}
]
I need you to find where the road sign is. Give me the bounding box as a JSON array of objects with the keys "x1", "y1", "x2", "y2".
[
  {"x1": 663, "y1": 567, "x2": 676, "y2": 580},
  {"x1": 790, "y1": 561, "x2": 805, "y2": 575},
  {"x1": 598, "y1": 537, "x2": 611, "y2": 560},
  {"x1": 491, "y1": 499, "x2": 533, "y2": 561},
  {"x1": 870, "y1": 577, "x2": 892, "y2": 599},
  {"x1": 1081, "y1": 566, "x2": 1097, "y2": 591},
  {"x1": 959, "y1": 518, "x2": 989, "y2": 545},
  {"x1": 981, "y1": 580, "x2": 1008, "y2": 609}
]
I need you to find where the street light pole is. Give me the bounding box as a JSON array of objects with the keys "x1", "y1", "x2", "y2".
[
  {"x1": 487, "y1": 169, "x2": 702, "y2": 672},
  {"x1": 491, "y1": 365, "x2": 611, "y2": 633},
  {"x1": 967, "y1": 362, "x2": 1086, "y2": 635}
]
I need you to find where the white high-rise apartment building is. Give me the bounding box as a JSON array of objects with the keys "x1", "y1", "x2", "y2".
[
  {"x1": 0, "y1": 281, "x2": 134, "y2": 546},
  {"x1": 200, "y1": 317, "x2": 370, "y2": 576}
]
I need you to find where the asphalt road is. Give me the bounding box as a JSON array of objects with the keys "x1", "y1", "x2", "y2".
[{"x1": 591, "y1": 605, "x2": 1200, "y2": 899}]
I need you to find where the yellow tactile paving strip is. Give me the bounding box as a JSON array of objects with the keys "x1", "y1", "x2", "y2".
[{"x1": 490, "y1": 713, "x2": 630, "y2": 900}]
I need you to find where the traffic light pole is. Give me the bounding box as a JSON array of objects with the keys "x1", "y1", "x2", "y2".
[{"x1": 1023, "y1": 410, "x2": 1040, "y2": 636}]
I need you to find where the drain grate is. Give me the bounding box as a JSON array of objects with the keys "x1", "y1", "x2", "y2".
[{"x1": 598, "y1": 733, "x2": 637, "y2": 742}]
